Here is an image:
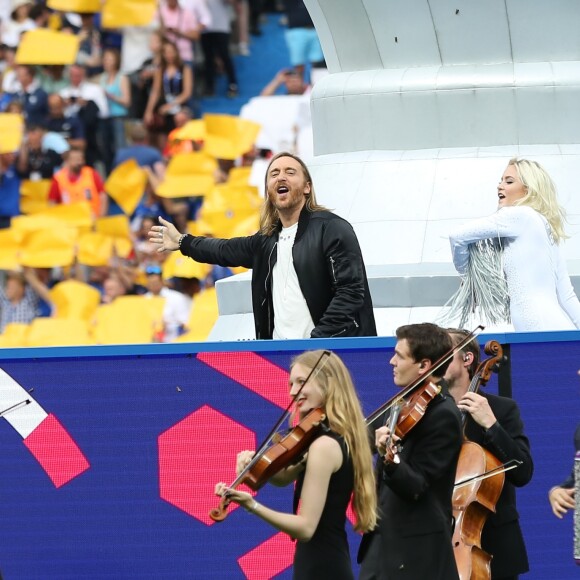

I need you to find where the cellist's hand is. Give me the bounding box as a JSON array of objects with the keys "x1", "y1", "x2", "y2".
[
  {"x1": 214, "y1": 482, "x2": 253, "y2": 508},
  {"x1": 457, "y1": 392, "x2": 497, "y2": 430},
  {"x1": 236, "y1": 450, "x2": 255, "y2": 475},
  {"x1": 548, "y1": 486, "x2": 575, "y2": 518}
]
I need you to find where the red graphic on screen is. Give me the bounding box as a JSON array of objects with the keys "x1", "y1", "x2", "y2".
[
  {"x1": 159, "y1": 352, "x2": 354, "y2": 579},
  {"x1": 238, "y1": 531, "x2": 295, "y2": 580},
  {"x1": 158, "y1": 404, "x2": 256, "y2": 525},
  {"x1": 23, "y1": 413, "x2": 90, "y2": 488},
  {"x1": 197, "y1": 351, "x2": 291, "y2": 409}
]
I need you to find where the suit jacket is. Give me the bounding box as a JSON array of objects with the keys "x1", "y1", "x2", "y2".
[
  {"x1": 358, "y1": 386, "x2": 463, "y2": 579},
  {"x1": 462, "y1": 392, "x2": 533, "y2": 578}
]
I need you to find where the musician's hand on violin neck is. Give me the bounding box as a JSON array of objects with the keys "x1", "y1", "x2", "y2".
[
  {"x1": 375, "y1": 426, "x2": 390, "y2": 457},
  {"x1": 375, "y1": 426, "x2": 400, "y2": 462},
  {"x1": 236, "y1": 450, "x2": 255, "y2": 476},
  {"x1": 215, "y1": 482, "x2": 253, "y2": 508},
  {"x1": 457, "y1": 391, "x2": 497, "y2": 430}
]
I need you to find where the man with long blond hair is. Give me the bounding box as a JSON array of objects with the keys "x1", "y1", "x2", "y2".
[{"x1": 149, "y1": 152, "x2": 376, "y2": 340}]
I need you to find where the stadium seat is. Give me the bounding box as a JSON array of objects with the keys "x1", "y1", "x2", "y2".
[
  {"x1": 176, "y1": 288, "x2": 218, "y2": 342},
  {"x1": 26, "y1": 318, "x2": 94, "y2": 347},
  {"x1": 20, "y1": 179, "x2": 51, "y2": 214},
  {"x1": 0, "y1": 323, "x2": 29, "y2": 347},
  {"x1": 91, "y1": 296, "x2": 166, "y2": 345},
  {"x1": 50, "y1": 280, "x2": 101, "y2": 321}
]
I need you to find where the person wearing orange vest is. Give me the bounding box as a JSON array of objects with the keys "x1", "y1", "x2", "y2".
[{"x1": 48, "y1": 147, "x2": 108, "y2": 217}]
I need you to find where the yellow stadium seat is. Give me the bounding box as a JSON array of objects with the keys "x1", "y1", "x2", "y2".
[
  {"x1": 198, "y1": 184, "x2": 261, "y2": 239},
  {"x1": 0, "y1": 228, "x2": 24, "y2": 270},
  {"x1": 20, "y1": 179, "x2": 51, "y2": 214},
  {"x1": 50, "y1": 280, "x2": 101, "y2": 321},
  {"x1": 227, "y1": 166, "x2": 252, "y2": 186},
  {"x1": 162, "y1": 251, "x2": 212, "y2": 280},
  {"x1": 202, "y1": 114, "x2": 261, "y2": 160},
  {"x1": 104, "y1": 159, "x2": 147, "y2": 216},
  {"x1": 91, "y1": 295, "x2": 165, "y2": 345},
  {"x1": 175, "y1": 287, "x2": 218, "y2": 342},
  {"x1": 0, "y1": 323, "x2": 30, "y2": 347},
  {"x1": 26, "y1": 318, "x2": 94, "y2": 347},
  {"x1": 20, "y1": 227, "x2": 77, "y2": 268},
  {"x1": 156, "y1": 152, "x2": 217, "y2": 198},
  {"x1": 77, "y1": 232, "x2": 115, "y2": 267}
]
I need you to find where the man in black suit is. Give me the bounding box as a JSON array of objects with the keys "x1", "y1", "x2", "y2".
[
  {"x1": 358, "y1": 323, "x2": 462, "y2": 580},
  {"x1": 445, "y1": 329, "x2": 534, "y2": 580}
]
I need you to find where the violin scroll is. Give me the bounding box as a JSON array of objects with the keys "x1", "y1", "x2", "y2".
[{"x1": 209, "y1": 496, "x2": 230, "y2": 522}]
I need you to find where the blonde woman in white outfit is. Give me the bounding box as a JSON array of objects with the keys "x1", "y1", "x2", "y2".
[{"x1": 447, "y1": 158, "x2": 580, "y2": 331}]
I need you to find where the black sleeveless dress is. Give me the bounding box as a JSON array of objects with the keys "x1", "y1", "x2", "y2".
[{"x1": 292, "y1": 430, "x2": 355, "y2": 579}]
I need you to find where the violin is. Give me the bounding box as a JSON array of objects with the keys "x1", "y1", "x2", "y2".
[
  {"x1": 367, "y1": 325, "x2": 485, "y2": 464},
  {"x1": 209, "y1": 351, "x2": 331, "y2": 523},
  {"x1": 209, "y1": 408, "x2": 326, "y2": 521},
  {"x1": 452, "y1": 340, "x2": 505, "y2": 580},
  {"x1": 382, "y1": 380, "x2": 442, "y2": 464}
]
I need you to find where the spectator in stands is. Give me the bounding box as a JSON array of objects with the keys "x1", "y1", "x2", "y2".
[
  {"x1": 233, "y1": 0, "x2": 250, "y2": 56},
  {"x1": 100, "y1": 273, "x2": 127, "y2": 304},
  {"x1": 76, "y1": 11, "x2": 102, "y2": 77},
  {"x1": 0, "y1": 150, "x2": 20, "y2": 228},
  {"x1": 28, "y1": 2, "x2": 49, "y2": 29},
  {"x1": 283, "y1": 0, "x2": 325, "y2": 81},
  {"x1": 0, "y1": 0, "x2": 35, "y2": 50},
  {"x1": 98, "y1": 47, "x2": 131, "y2": 174},
  {"x1": 113, "y1": 121, "x2": 164, "y2": 173},
  {"x1": 16, "y1": 122, "x2": 62, "y2": 180},
  {"x1": 143, "y1": 39, "x2": 193, "y2": 150},
  {"x1": 0, "y1": 268, "x2": 52, "y2": 332},
  {"x1": 0, "y1": 43, "x2": 17, "y2": 96},
  {"x1": 163, "y1": 105, "x2": 196, "y2": 157},
  {"x1": 260, "y1": 68, "x2": 309, "y2": 96},
  {"x1": 158, "y1": 0, "x2": 201, "y2": 68},
  {"x1": 201, "y1": 0, "x2": 239, "y2": 98},
  {"x1": 12, "y1": 65, "x2": 48, "y2": 124},
  {"x1": 44, "y1": 93, "x2": 86, "y2": 150},
  {"x1": 60, "y1": 64, "x2": 108, "y2": 167},
  {"x1": 49, "y1": 146, "x2": 108, "y2": 218},
  {"x1": 144, "y1": 264, "x2": 191, "y2": 342},
  {"x1": 129, "y1": 29, "x2": 163, "y2": 120},
  {"x1": 38, "y1": 65, "x2": 69, "y2": 94}
]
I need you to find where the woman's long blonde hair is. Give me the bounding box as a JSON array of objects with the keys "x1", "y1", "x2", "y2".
[
  {"x1": 291, "y1": 350, "x2": 377, "y2": 533},
  {"x1": 259, "y1": 152, "x2": 327, "y2": 236},
  {"x1": 509, "y1": 158, "x2": 568, "y2": 243}
]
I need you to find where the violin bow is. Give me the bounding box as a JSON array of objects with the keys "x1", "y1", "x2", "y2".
[
  {"x1": 454, "y1": 459, "x2": 522, "y2": 489},
  {"x1": 366, "y1": 324, "x2": 485, "y2": 426}
]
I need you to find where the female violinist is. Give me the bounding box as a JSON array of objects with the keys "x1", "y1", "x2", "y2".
[
  {"x1": 445, "y1": 329, "x2": 534, "y2": 580},
  {"x1": 215, "y1": 350, "x2": 377, "y2": 580},
  {"x1": 358, "y1": 323, "x2": 463, "y2": 580}
]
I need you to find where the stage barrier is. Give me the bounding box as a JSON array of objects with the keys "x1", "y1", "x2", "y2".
[{"x1": 0, "y1": 332, "x2": 578, "y2": 579}]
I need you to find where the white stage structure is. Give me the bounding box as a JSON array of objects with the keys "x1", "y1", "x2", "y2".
[{"x1": 210, "y1": 0, "x2": 580, "y2": 339}]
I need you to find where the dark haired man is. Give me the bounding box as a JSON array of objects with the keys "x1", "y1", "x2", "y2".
[
  {"x1": 359, "y1": 322, "x2": 462, "y2": 580},
  {"x1": 445, "y1": 329, "x2": 533, "y2": 580},
  {"x1": 148, "y1": 152, "x2": 376, "y2": 340}
]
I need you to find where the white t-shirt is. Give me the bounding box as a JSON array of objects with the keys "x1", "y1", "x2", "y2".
[{"x1": 272, "y1": 223, "x2": 315, "y2": 339}]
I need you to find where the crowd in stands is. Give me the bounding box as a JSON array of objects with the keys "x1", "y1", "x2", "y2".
[{"x1": 0, "y1": 0, "x2": 326, "y2": 346}]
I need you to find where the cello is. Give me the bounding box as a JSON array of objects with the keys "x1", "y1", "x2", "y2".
[{"x1": 451, "y1": 340, "x2": 506, "y2": 580}]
